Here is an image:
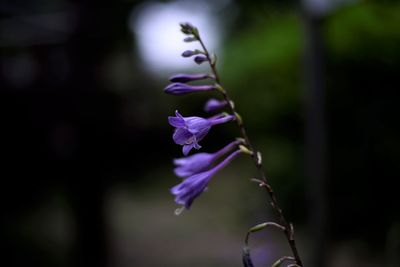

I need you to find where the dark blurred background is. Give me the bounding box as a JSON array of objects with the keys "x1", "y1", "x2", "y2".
[{"x1": 1, "y1": 0, "x2": 399, "y2": 266}]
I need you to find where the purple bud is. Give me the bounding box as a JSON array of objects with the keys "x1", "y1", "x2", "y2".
[
  {"x1": 183, "y1": 37, "x2": 197, "y2": 42},
  {"x1": 204, "y1": 98, "x2": 228, "y2": 113},
  {"x1": 181, "y1": 50, "x2": 196, "y2": 57},
  {"x1": 169, "y1": 73, "x2": 213, "y2": 83},
  {"x1": 194, "y1": 55, "x2": 208, "y2": 64},
  {"x1": 208, "y1": 113, "x2": 236, "y2": 126},
  {"x1": 164, "y1": 83, "x2": 215, "y2": 95}
]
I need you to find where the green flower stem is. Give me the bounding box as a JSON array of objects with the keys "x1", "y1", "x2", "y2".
[{"x1": 197, "y1": 33, "x2": 304, "y2": 267}]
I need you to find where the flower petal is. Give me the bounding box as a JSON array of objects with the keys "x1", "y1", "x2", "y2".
[
  {"x1": 175, "y1": 110, "x2": 183, "y2": 119},
  {"x1": 173, "y1": 128, "x2": 192, "y2": 145},
  {"x1": 171, "y1": 171, "x2": 212, "y2": 209},
  {"x1": 182, "y1": 144, "x2": 195, "y2": 156},
  {"x1": 168, "y1": 116, "x2": 185, "y2": 128},
  {"x1": 185, "y1": 117, "x2": 211, "y2": 134}
]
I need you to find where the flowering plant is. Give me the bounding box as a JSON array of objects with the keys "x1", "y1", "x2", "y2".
[{"x1": 164, "y1": 22, "x2": 303, "y2": 267}]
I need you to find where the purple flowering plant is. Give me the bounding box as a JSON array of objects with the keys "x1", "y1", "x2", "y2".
[{"x1": 164, "y1": 23, "x2": 303, "y2": 267}]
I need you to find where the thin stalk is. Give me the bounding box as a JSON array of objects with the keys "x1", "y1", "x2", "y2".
[{"x1": 196, "y1": 35, "x2": 303, "y2": 267}]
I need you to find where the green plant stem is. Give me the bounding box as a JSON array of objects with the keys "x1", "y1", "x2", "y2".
[{"x1": 197, "y1": 35, "x2": 303, "y2": 267}]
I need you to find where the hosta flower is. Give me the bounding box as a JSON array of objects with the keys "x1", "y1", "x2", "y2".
[
  {"x1": 204, "y1": 98, "x2": 228, "y2": 113},
  {"x1": 169, "y1": 73, "x2": 214, "y2": 83},
  {"x1": 168, "y1": 110, "x2": 235, "y2": 155},
  {"x1": 164, "y1": 83, "x2": 215, "y2": 95},
  {"x1": 174, "y1": 140, "x2": 241, "y2": 178},
  {"x1": 171, "y1": 150, "x2": 242, "y2": 209}
]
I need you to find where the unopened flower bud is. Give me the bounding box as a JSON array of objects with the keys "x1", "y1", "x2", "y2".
[
  {"x1": 183, "y1": 36, "x2": 197, "y2": 42},
  {"x1": 164, "y1": 83, "x2": 215, "y2": 95},
  {"x1": 169, "y1": 73, "x2": 211, "y2": 83},
  {"x1": 194, "y1": 55, "x2": 208, "y2": 64},
  {"x1": 182, "y1": 50, "x2": 197, "y2": 57},
  {"x1": 180, "y1": 22, "x2": 196, "y2": 35},
  {"x1": 204, "y1": 98, "x2": 228, "y2": 113}
]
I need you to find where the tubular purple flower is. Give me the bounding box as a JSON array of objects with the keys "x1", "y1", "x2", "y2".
[
  {"x1": 169, "y1": 73, "x2": 214, "y2": 83},
  {"x1": 194, "y1": 55, "x2": 208, "y2": 64},
  {"x1": 171, "y1": 150, "x2": 242, "y2": 209},
  {"x1": 168, "y1": 111, "x2": 236, "y2": 155},
  {"x1": 208, "y1": 113, "x2": 236, "y2": 126},
  {"x1": 164, "y1": 83, "x2": 215, "y2": 95},
  {"x1": 204, "y1": 98, "x2": 228, "y2": 113},
  {"x1": 174, "y1": 140, "x2": 241, "y2": 178}
]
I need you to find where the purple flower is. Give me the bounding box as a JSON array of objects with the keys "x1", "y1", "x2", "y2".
[
  {"x1": 164, "y1": 83, "x2": 215, "y2": 95},
  {"x1": 171, "y1": 150, "x2": 242, "y2": 209},
  {"x1": 194, "y1": 55, "x2": 208, "y2": 64},
  {"x1": 169, "y1": 73, "x2": 214, "y2": 83},
  {"x1": 168, "y1": 110, "x2": 236, "y2": 155},
  {"x1": 174, "y1": 140, "x2": 241, "y2": 177},
  {"x1": 204, "y1": 98, "x2": 229, "y2": 113}
]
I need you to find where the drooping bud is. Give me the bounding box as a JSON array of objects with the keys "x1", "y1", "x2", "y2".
[
  {"x1": 194, "y1": 55, "x2": 208, "y2": 64},
  {"x1": 204, "y1": 98, "x2": 228, "y2": 113},
  {"x1": 169, "y1": 73, "x2": 212, "y2": 83},
  {"x1": 208, "y1": 113, "x2": 236, "y2": 126},
  {"x1": 183, "y1": 36, "x2": 197, "y2": 42},
  {"x1": 164, "y1": 83, "x2": 215, "y2": 95},
  {"x1": 182, "y1": 50, "x2": 197, "y2": 58}
]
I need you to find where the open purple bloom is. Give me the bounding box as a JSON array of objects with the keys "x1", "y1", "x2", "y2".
[
  {"x1": 164, "y1": 83, "x2": 215, "y2": 95},
  {"x1": 168, "y1": 110, "x2": 236, "y2": 155},
  {"x1": 171, "y1": 150, "x2": 242, "y2": 209},
  {"x1": 169, "y1": 73, "x2": 214, "y2": 83},
  {"x1": 174, "y1": 140, "x2": 241, "y2": 177},
  {"x1": 204, "y1": 98, "x2": 229, "y2": 113}
]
